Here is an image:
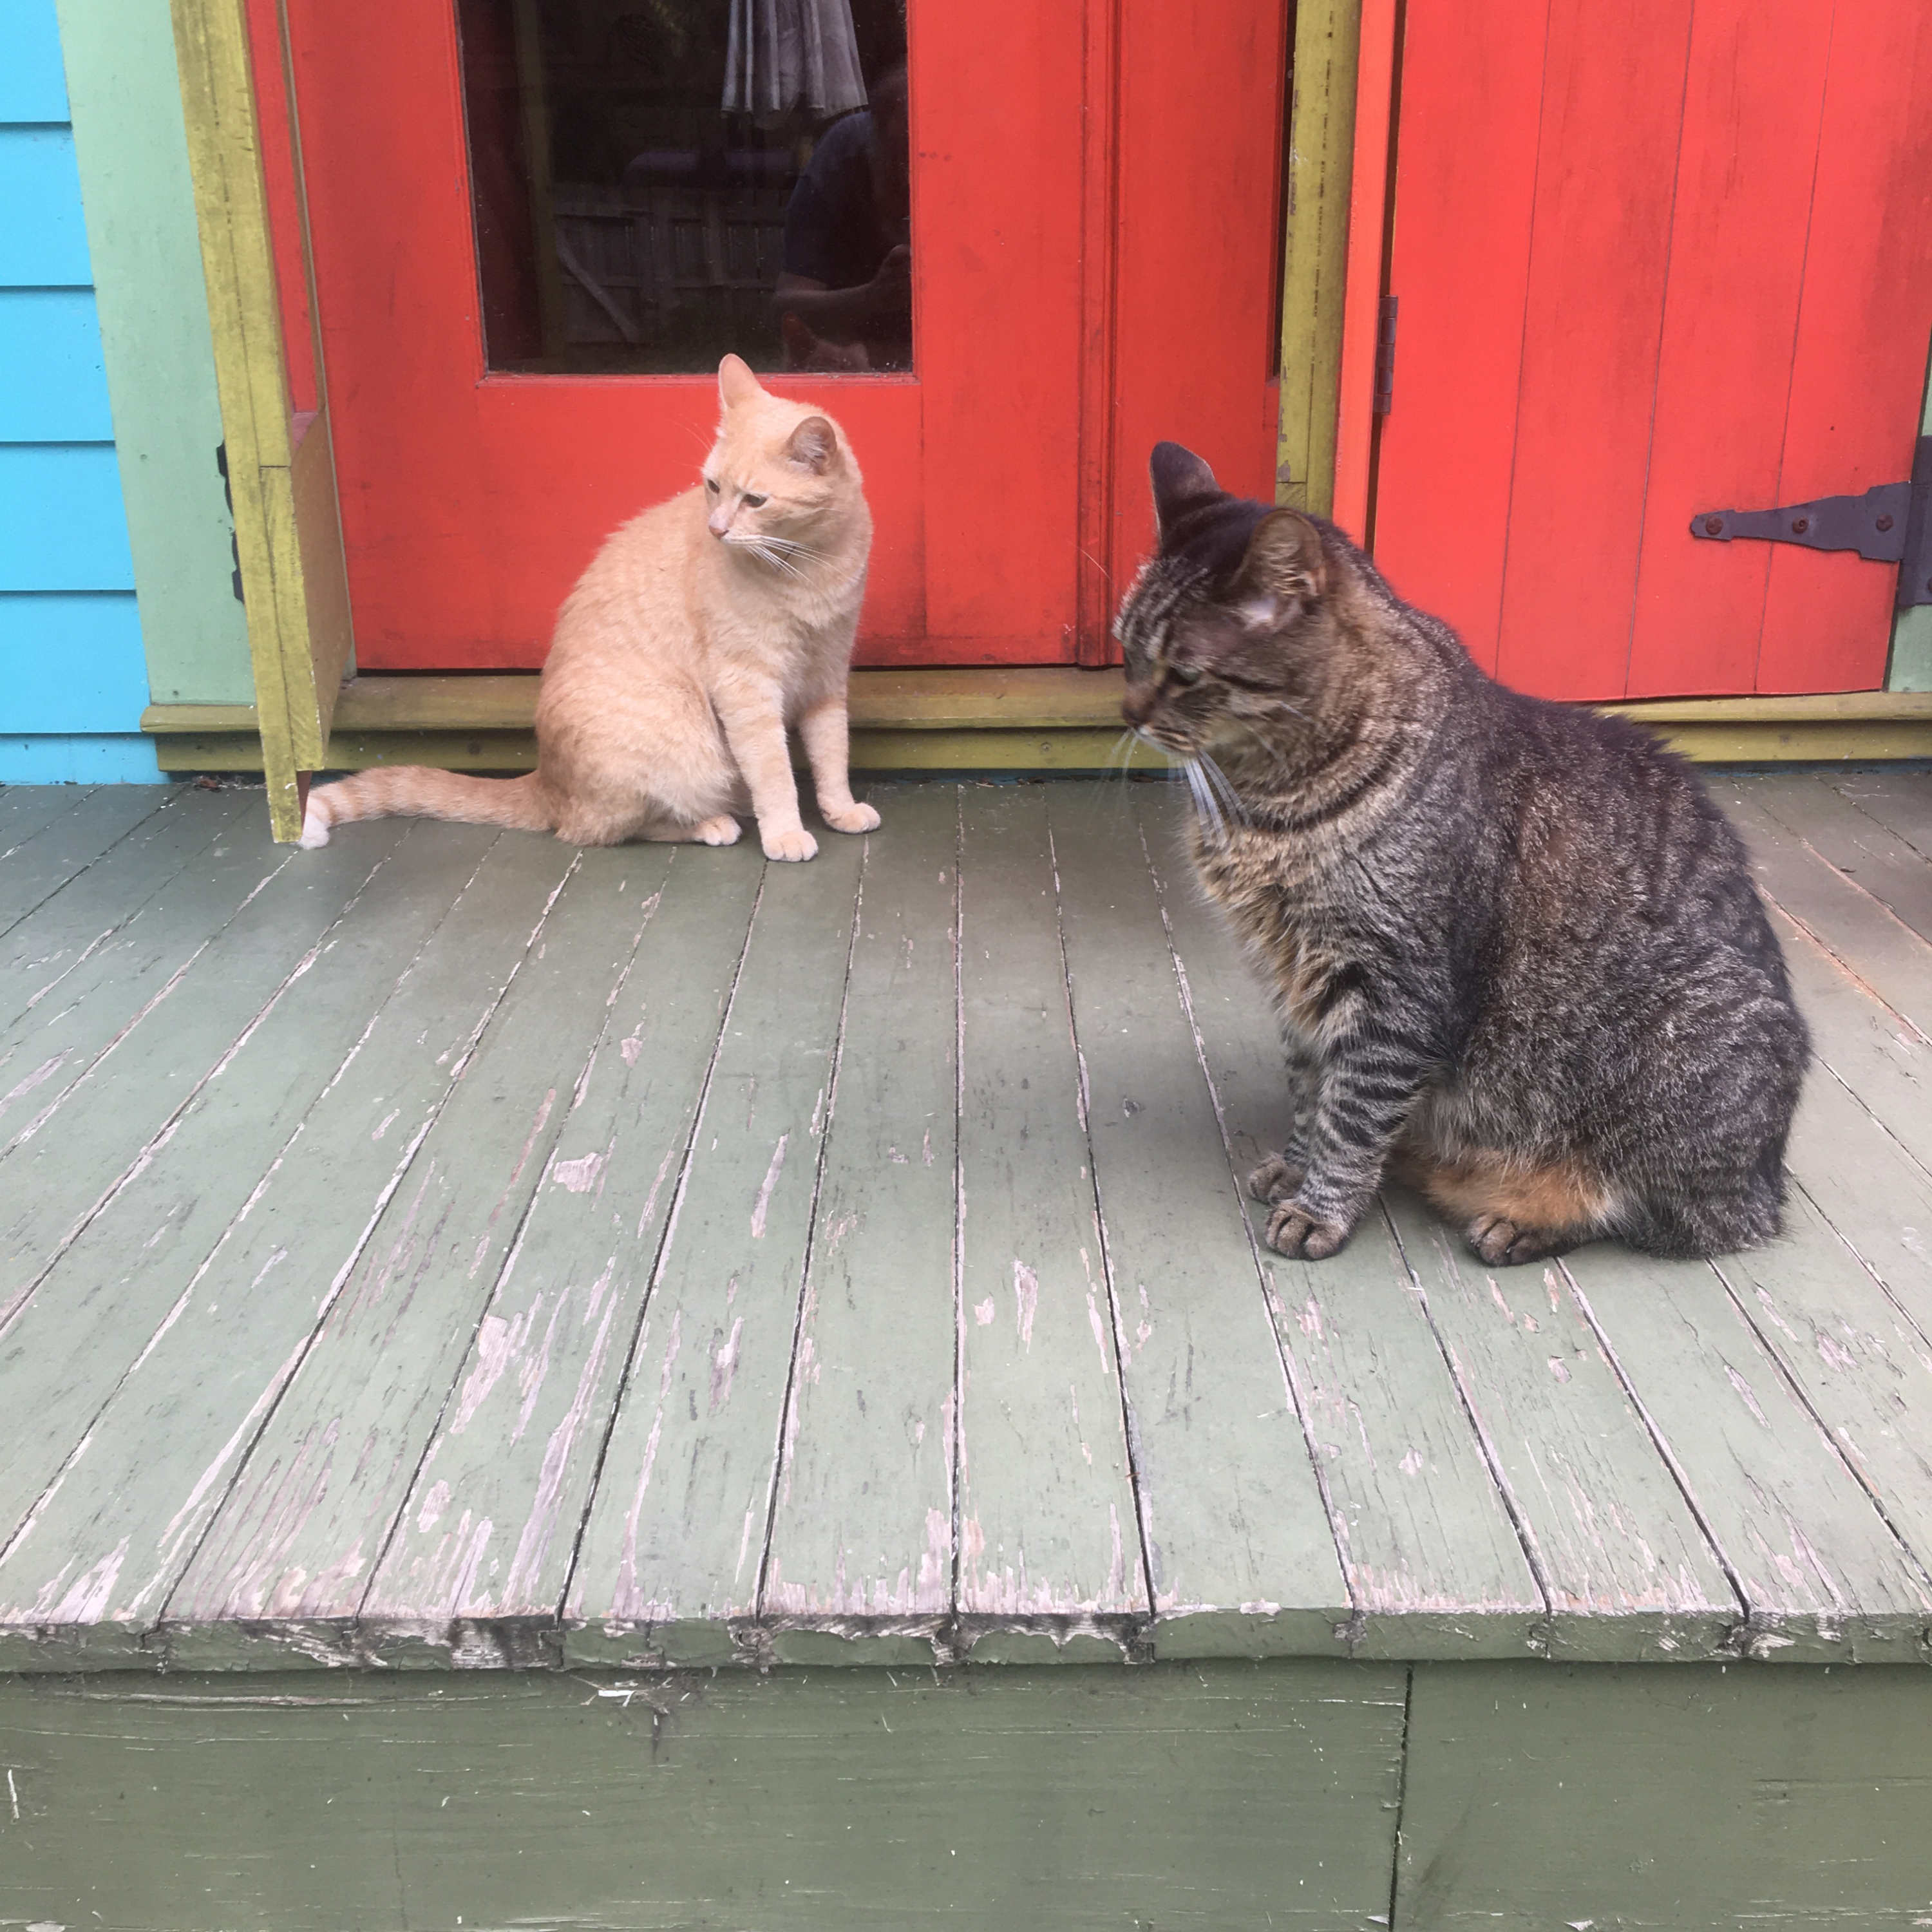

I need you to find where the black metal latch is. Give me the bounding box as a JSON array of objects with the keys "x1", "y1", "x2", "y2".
[{"x1": 1690, "y1": 435, "x2": 1932, "y2": 609}]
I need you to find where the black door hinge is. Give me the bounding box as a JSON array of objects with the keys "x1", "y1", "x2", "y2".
[
  {"x1": 215, "y1": 442, "x2": 245, "y2": 605},
  {"x1": 1374, "y1": 296, "x2": 1398, "y2": 417},
  {"x1": 1690, "y1": 435, "x2": 1932, "y2": 609}
]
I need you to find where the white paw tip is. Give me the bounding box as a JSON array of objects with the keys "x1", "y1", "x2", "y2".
[{"x1": 298, "y1": 800, "x2": 331, "y2": 849}]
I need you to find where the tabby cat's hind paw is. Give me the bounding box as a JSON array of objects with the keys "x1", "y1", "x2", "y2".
[
  {"x1": 822, "y1": 800, "x2": 880, "y2": 834},
  {"x1": 1247, "y1": 1152, "x2": 1306, "y2": 1204},
  {"x1": 1264, "y1": 1201, "x2": 1351, "y2": 1260},
  {"x1": 1466, "y1": 1213, "x2": 1575, "y2": 1267},
  {"x1": 691, "y1": 815, "x2": 741, "y2": 846}
]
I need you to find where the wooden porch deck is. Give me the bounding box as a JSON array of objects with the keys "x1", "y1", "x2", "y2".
[{"x1": 3, "y1": 769, "x2": 1931, "y2": 1674}]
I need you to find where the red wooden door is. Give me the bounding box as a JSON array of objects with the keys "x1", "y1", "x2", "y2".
[
  {"x1": 273, "y1": 0, "x2": 1288, "y2": 672},
  {"x1": 1372, "y1": 0, "x2": 1932, "y2": 700}
]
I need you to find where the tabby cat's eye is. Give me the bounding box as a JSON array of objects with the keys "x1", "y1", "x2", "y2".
[
  {"x1": 1170, "y1": 661, "x2": 1203, "y2": 685},
  {"x1": 743, "y1": 493, "x2": 768, "y2": 509}
]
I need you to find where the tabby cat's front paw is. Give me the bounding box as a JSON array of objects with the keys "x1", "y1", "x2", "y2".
[
  {"x1": 822, "y1": 800, "x2": 880, "y2": 835},
  {"x1": 1264, "y1": 1199, "x2": 1353, "y2": 1260},
  {"x1": 761, "y1": 824, "x2": 819, "y2": 862},
  {"x1": 1247, "y1": 1152, "x2": 1306, "y2": 1204},
  {"x1": 1466, "y1": 1213, "x2": 1573, "y2": 1267}
]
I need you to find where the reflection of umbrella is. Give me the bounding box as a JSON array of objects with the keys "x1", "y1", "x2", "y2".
[{"x1": 722, "y1": 0, "x2": 867, "y2": 126}]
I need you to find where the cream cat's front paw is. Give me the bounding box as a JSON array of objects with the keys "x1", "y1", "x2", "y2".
[
  {"x1": 761, "y1": 824, "x2": 819, "y2": 862},
  {"x1": 821, "y1": 800, "x2": 880, "y2": 835},
  {"x1": 691, "y1": 815, "x2": 741, "y2": 845}
]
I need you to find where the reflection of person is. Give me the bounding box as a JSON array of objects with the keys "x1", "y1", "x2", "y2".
[{"x1": 774, "y1": 66, "x2": 911, "y2": 370}]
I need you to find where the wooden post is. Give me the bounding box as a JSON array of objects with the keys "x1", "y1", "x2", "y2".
[
  {"x1": 1275, "y1": 0, "x2": 1361, "y2": 520},
  {"x1": 1888, "y1": 332, "x2": 1932, "y2": 692},
  {"x1": 169, "y1": 0, "x2": 352, "y2": 841}
]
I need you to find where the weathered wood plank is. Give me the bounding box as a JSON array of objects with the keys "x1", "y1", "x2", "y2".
[
  {"x1": 0, "y1": 1661, "x2": 1408, "y2": 1931},
  {"x1": 1380, "y1": 1198, "x2": 1740, "y2": 1660},
  {"x1": 1779, "y1": 981, "x2": 1932, "y2": 1340},
  {"x1": 0, "y1": 824, "x2": 410, "y2": 1332},
  {"x1": 1412, "y1": 1236, "x2": 1747, "y2": 1666},
  {"x1": 1560, "y1": 1243, "x2": 1932, "y2": 1658},
  {"x1": 0, "y1": 784, "x2": 93, "y2": 850},
  {"x1": 1141, "y1": 795, "x2": 1548, "y2": 1658},
  {"x1": 0, "y1": 783, "x2": 170, "y2": 936},
  {"x1": 952, "y1": 785, "x2": 1144, "y2": 1660},
  {"x1": 1748, "y1": 770, "x2": 1932, "y2": 949},
  {"x1": 1834, "y1": 769, "x2": 1932, "y2": 864},
  {"x1": 0, "y1": 831, "x2": 583, "y2": 1670},
  {"x1": 1715, "y1": 1184, "x2": 1932, "y2": 1584},
  {"x1": 564, "y1": 835, "x2": 866, "y2": 1668},
  {"x1": 361, "y1": 842, "x2": 765, "y2": 1662},
  {"x1": 1045, "y1": 786, "x2": 1350, "y2": 1656},
  {"x1": 165, "y1": 846, "x2": 671, "y2": 1653},
  {"x1": 761, "y1": 789, "x2": 960, "y2": 1662},
  {"x1": 1396, "y1": 1662, "x2": 1932, "y2": 1931},
  {"x1": 1721, "y1": 777, "x2": 1932, "y2": 1040},
  {"x1": 1768, "y1": 900, "x2": 1932, "y2": 1177},
  {"x1": 0, "y1": 825, "x2": 508, "y2": 1603},
  {"x1": 0, "y1": 788, "x2": 254, "y2": 1036}
]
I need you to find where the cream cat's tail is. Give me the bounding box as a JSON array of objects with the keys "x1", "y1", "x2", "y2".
[{"x1": 299, "y1": 768, "x2": 553, "y2": 848}]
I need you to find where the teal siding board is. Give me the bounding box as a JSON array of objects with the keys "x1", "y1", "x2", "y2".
[
  {"x1": 0, "y1": 0, "x2": 70, "y2": 121},
  {"x1": 0, "y1": 446, "x2": 133, "y2": 589},
  {"x1": 0, "y1": 290, "x2": 111, "y2": 437},
  {"x1": 0, "y1": 129, "x2": 93, "y2": 286},
  {"x1": 0, "y1": 592, "x2": 147, "y2": 726},
  {"x1": 1, "y1": 0, "x2": 161, "y2": 779}
]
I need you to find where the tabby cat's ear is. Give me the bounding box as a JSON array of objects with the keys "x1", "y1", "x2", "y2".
[
  {"x1": 718, "y1": 354, "x2": 764, "y2": 409},
  {"x1": 1150, "y1": 442, "x2": 1219, "y2": 536},
  {"x1": 1240, "y1": 509, "x2": 1327, "y2": 603},
  {"x1": 783, "y1": 415, "x2": 840, "y2": 473}
]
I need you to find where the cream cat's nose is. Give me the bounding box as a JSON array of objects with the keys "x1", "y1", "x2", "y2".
[{"x1": 707, "y1": 506, "x2": 732, "y2": 538}]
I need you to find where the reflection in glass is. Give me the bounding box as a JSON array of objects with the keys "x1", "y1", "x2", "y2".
[{"x1": 455, "y1": 0, "x2": 910, "y2": 374}]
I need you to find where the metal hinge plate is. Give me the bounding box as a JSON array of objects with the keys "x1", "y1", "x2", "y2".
[
  {"x1": 1374, "y1": 297, "x2": 1398, "y2": 417},
  {"x1": 1690, "y1": 435, "x2": 1932, "y2": 609}
]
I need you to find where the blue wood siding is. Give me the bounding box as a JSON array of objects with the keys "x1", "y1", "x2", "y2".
[{"x1": 0, "y1": 0, "x2": 158, "y2": 782}]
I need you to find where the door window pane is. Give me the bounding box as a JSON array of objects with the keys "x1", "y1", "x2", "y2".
[{"x1": 455, "y1": 0, "x2": 911, "y2": 374}]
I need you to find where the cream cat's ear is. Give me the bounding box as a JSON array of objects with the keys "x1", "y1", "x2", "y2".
[
  {"x1": 718, "y1": 354, "x2": 764, "y2": 409},
  {"x1": 783, "y1": 415, "x2": 840, "y2": 474}
]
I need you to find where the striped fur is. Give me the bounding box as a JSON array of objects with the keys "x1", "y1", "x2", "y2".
[{"x1": 1117, "y1": 442, "x2": 1808, "y2": 1265}]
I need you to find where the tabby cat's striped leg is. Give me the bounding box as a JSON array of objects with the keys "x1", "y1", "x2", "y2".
[
  {"x1": 1262, "y1": 1028, "x2": 1428, "y2": 1260},
  {"x1": 1247, "y1": 1042, "x2": 1318, "y2": 1204}
]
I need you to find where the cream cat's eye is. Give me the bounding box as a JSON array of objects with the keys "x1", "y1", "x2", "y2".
[
  {"x1": 743, "y1": 493, "x2": 768, "y2": 508},
  {"x1": 704, "y1": 476, "x2": 720, "y2": 493}
]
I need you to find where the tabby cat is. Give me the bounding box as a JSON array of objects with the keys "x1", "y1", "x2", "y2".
[
  {"x1": 1117, "y1": 442, "x2": 1808, "y2": 1266},
  {"x1": 300, "y1": 355, "x2": 878, "y2": 860}
]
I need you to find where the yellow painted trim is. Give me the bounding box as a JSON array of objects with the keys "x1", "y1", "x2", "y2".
[
  {"x1": 169, "y1": 0, "x2": 352, "y2": 840},
  {"x1": 1276, "y1": 0, "x2": 1361, "y2": 518}
]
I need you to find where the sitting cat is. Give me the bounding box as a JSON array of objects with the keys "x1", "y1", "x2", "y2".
[
  {"x1": 1116, "y1": 441, "x2": 1808, "y2": 1267},
  {"x1": 300, "y1": 354, "x2": 879, "y2": 860}
]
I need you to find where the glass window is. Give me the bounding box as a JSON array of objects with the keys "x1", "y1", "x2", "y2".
[{"x1": 456, "y1": 0, "x2": 911, "y2": 374}]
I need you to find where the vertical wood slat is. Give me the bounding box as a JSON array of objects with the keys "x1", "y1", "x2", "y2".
[
  {"x1": 1758, "y1": 6, "x2": 1932, "y2": 694},
  {"x1": 1492, "y1": 0, "x2": 1695, "y2": 701},
  {"x1": 1625, "y1": 0, "x2": 1835, "y2": 696},
  {"x1": 1328, "y1": 0, "x2": 1396, "y2": 540},
  {"x1": 1370, "y1": 0, "x2": 1552, "y2": 672},
  {"x1": 1276, "y1": 0, "x2": 1361, "y2": 521},
  {"x1": 169, "y1": 0, "x2": 350, "y2": 840},
  {"x1": 1074, "y1": 0, "x2": 1122, "y2": 663}
]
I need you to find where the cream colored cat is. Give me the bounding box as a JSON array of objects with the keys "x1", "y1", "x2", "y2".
[{"x1": 300, "y1": 354, "x2": 878, "y2": 860}]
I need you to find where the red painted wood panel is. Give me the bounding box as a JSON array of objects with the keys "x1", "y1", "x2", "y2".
[
  {"x1": 1104, "y1": 0, "x2": 1290, "y2": 623},
  {"x1": 1755, "y1": 4, "x2": 1932, "y2": 692},
  {"x1": 274, "y1": 0, "x2": 1287, "y2": 671},
  {"x1": 1377, "y1": 0, "x2": 1929, "y2": 698},
  {"x1": 1372, "y1": 0, "x2": 1551, "y2": 674},
  {"x1": 1492, "y1": 0, "x2": 1692, "y2": 700},
  {"x1": 1625, "y1": 0, "x2": 1834, "y2": 696}
]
